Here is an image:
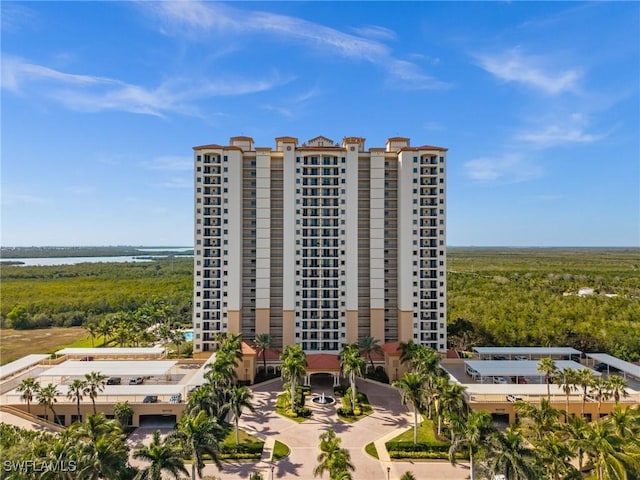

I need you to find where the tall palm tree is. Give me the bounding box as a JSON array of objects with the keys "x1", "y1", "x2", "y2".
[
  {"x1": 393, "y1": 372, "x2": 427, "y2": 444},
  {"x1": 37, "y1": 383, "x2": 60, "y2": 423},
  {"x1": 537, "y1": 357, "x2": 558, "y2": 402},
  {"x1": 399, "y1": 473, "x2": 417, "y2": 480},
  {"x1": 171, "y1": 330, "x2": 186, "y2": 357},
  {"x1": 340, "y1": 344, "x2": 366, "y2": 411},
  {"x1": 485, "y1": 426, "x2": 538, "y2": 480},
  {"x1": 576, "y1": 368, "x2": 596, "y2": 417},
  {"x1": 436, "y1": 380, "x2": 468, "y2": 437},
  {"x1": 67, "y1": 378, "x2": 87, "y2": 421},
  {"x1": 16, "y1": 377, "x2": 40, "y2": 414},
  {"x1": 449, "y1": 410, "x2": 494, "y2": 480},
  {"x1": 69, "y1": 412, "x2": 120, "y2": 445},
  {"x1": 83, "y1": 371, "x2": 106, "y2": 414},
  {"x1": 555, "y1": 367, "x2": 578, "y2": 422},
  {"x1": 86, "y1": 322, "x2": 98, "y2": 347},
  {"x1": 398, "y1": 340, "x2": 420, "y2": 367},
  {"x1": 80, "y1": 434, "x2": 130, "y2": 480},
  {"x1": 97, "y1": 316, "x2": 114, "y2": 346},
  {"x1": 134, "y1": 430, "x2": 189, "y2": 480},
  {"x1": 169, "y1": 410, "x2": 224, "y2": 480},
  {"x1": 254, "y1": 333, "x2": 274, "y2": 375},
  {"x1": 590, "y1": 377, "x2": 611, "y2": 420},
  {"x1": 358, "y1": 336, "x2": 383, "y2": 374},
  {"x1": 606, "y1": 375, "x2": 628, "y2": 404},
  {"x1": 280, "y1": 344, "x2": 307, "y2": 411},
  {"x1": 313, "y1": 428, "x2": 355, "y2": 480},
  {"x1": 227, "y1": 385, "x2": 255, "y2": 444}
]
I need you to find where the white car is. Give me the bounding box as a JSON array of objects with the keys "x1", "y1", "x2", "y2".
[
  {"x1": 514, "y1": 355, "x2": 528, "y2": 361},
  {"x1": 506, "y1": 394, "x2": 523, "y2": 402},
  {"x1": 493, "y1": 376, "x2": 508, "y2": 384}
]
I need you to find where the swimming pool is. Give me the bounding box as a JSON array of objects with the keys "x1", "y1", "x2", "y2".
[{"x1": 183, "y1": 330, "x2": 194, "y2": 341}]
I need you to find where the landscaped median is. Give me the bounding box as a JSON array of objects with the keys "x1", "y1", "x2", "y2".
[{"x1": 384, "y1": 417, "x2": 468, "y2": 461}]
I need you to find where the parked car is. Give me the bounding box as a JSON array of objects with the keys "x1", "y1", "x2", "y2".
[
  {"x1": 514, "y1": 355, "x2": 528, "y2": 361},
  {"x1": 493, "y1": 355, "x2": 507, "y2": 361},
  {"x1": 465, "y1": 365, "x2": 479, "y2": 377},
  {"x1": 170, "y1": 393, "x2": 182, "y2": 404},
  {"x1": 129, "y1": 377, "x2": 144, "y2": 385},
  {"x1": 506, "y1": 394, "x2": 523, "y2": 402},
  {"x1": 106, "y1": 377, "x2": 121, "y2": 385},
  {"x1": 493, "y1": 376, "x2": 508, "y2": 384},
  {"x1": 594, "y1": 362, "x2": 619, "y2": 373},
  {"x1": 143, "y1": 395, "x2": 158, "y2": 403}
]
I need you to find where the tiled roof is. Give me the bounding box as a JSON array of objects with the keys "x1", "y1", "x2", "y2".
[
  {"x1": 306, "y1": 353, "x2": 340, "y2": 371},
  {"x1": 381, "y1": 341, "x2": 402, "y2": 355}
]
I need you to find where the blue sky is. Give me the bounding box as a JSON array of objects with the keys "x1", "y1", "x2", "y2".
[{"x1": 2, "y1": 1, "x2": 638, "y2": 247}]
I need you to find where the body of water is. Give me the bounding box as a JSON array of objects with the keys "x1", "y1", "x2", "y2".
[{"x1": 3, "y1": 256, "x2": 157, "y2": 266}]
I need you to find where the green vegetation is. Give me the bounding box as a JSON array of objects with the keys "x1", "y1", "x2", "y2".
[
  {"x1": 272, "y1": 440, "x2": 290, "y2": 460},
  {"x1": 364, "y1": 442, "x2": 379, "y2": 459},
  {"x1": 336, "y1": 390, "x2": 373, "y2": 422},
  {"x1": 0, "y1": 257, "x2": 192, "y2": 330},
  {"x1": 0, "y1": 327, "x2": 89, "y2": 364},
  {"x1": 447, "y1": 248, "x2": 640, "y2": 360}
]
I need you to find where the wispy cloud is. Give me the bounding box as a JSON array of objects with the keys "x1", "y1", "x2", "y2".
[
  {"x1": 2, "y1": 55, "x2": 291, "y2": 117},
  {"x1": 142, "y1": 1, "x2": 446, "y2": 90},
  {"x1": 464, "y1": 153, "x2": 543, "y2": 184},
  {"x1": 156, "y1": 177, "x2": 192, "y2": 189},
  {"x1": 1, "y1": 191, "x2": 50, "y2": 206},
  {"x1": 475, "y1": 47, "x2": 581, "y2": 94},
  {"x1": 516, "y1": 112, "x2": 607, "y2": 147}
]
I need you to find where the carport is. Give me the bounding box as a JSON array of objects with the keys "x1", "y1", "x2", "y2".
[
  {"x1": 585, "y1": 353, "x2": 640, "y2": 381},
  {"x1": 463, "y1": 360, "x2": 597, "y2": 384},
  {"x1": 472, "y1": 346, "x2": 582, "y2": 360},
  {"x1": 38, "y1": 360, "x2": 177, "y2": 384}
]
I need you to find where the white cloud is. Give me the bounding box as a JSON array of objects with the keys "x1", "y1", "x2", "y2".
[
  {"x1": 516, "y1": 124, "x2": 604, "y2": 146},
  {"x1": 142, "y1": 1, "x2": 446, "y2": 90},
  {"x1": 350, "y1": 25, "x2": 397, "y2": 41},
  {"x1": 464, "y1": 153, "x2": 543, "y2": 184},
  {"x1": 1, "y1": 191, "x2": 50, "y2": 206},
  {"x1": 2, "y1": 56, "x2": 290, "y2": 117},
  {"x1": 475, "y1": 48, "x2": 581, "y2": 94},
  {"x1": 157, "y1": 177, "x2": 192, "y2": 189}
]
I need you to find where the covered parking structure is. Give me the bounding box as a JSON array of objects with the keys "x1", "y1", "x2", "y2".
[
  {"x1": 0, "y1": 354, "x2": 49, "y2": 381},
  {"x1": 38, "y1": 360, "x2": 177, "y2": 384},
  {"x1": 55, "y1": 347, "x2": 166, "y2": 359},
  {"x1": 472, "y1": 346, "x2": 582, "y2": 360},
  {"x1": 585, "y1": 353, "x2": 640, "y2": 381},
  {"x1": 463, "y1": 360, "x2": 598, "y2": 384}
]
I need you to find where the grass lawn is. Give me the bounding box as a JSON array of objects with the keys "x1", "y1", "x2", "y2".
[
  {"x1": 365, "y1": 442, "x2": 379, "y2": 459},
  {"x1": 0, "y1": 327, "x2": 89, "y2": 364},
  {"x1": 390, "y1": 416, "x2": 440, "y2": 443},
  {"x1": 272, "y1": 440, "x2": 290, "y2": 460}
]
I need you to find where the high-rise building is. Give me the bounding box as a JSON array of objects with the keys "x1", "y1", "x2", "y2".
[{"x1": 192, "y1": 135, "x2": 447, "y2": 354}]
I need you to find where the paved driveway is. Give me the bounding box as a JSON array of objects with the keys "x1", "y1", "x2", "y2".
[{"x1": 198, "y1": 378, "x2": 469, "y2": 480}]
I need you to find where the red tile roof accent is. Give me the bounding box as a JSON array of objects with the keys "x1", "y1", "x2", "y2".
[
  {"x1": 446, "y1": 349, "x2": 460, "y2": 359},
  {"x1": 241, "y1": 342, "x2": 256, "y2": 355},
  {"x1": 306, "y1": 353, "x2": 341, "y2": 371},
  {"x1": 381, "y1": 341, "x2": 401, "y2": 355}
]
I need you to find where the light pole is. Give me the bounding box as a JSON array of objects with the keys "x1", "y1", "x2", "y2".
[
  {"x1": 270, "y1": 461, "x2": 275, "y2": 480},
  {"x1": 387, "y1": 466, "x2": 391, "y2": 480}
]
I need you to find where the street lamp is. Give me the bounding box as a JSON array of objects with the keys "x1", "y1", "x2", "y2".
[
  {"x1": 270, "y1": 461, "x2": 275, "y2": 480},
  {"x1": 387, "y1": 466, "x2": 391, "y2": 480}
]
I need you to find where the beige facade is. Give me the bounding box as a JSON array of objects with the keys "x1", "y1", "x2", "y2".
[{"x1": 193, "y1": 136, "x2": 447, "y2": 353}]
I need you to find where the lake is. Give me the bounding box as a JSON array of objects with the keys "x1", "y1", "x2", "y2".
[{"x1": 3, "y1": 255, "x2": 191, "y2": 266}]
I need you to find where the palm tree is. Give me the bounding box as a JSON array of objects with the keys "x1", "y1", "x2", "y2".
[
  {"x1": 399, "y1": 473, "x2": 417, "y2": 480},
  {"x1": 79, "y1": 433, "x2": 130, "y2": 480},
  {"x1": 398, "y1": 340, "x2": 420, "y2": 367},
  {"x1": 590, "y1": 377, "x2": 611, "y2": 420},
  {"x1": 534, "y1": 431, "x2": 578, "y2": 480},
  {"x1": 97, "y1": 316, "x2": 114, "y2": 346},
  {"x1": 227, "y1": 385, "x2": 255, "y2": 444},
  {"x1": 86, "y1": 322, "x2": 98, "y2": 347},
  {"x1": 171, "y1": 330, "x2": 186, "y2": 357},
  {"x1": 449, "y1": 410, "x2": 494, "y2": 480},
  {"x1": 170, "y1": 410, "x2": 224, "y2": 480},
  {"x1": 280, "y1": 344, "x2": 307, "y2": 411},
  {"x1": 37, "y1": 383, "x2": 60, "y2": 423},
  {"x1": 563, "y1": 415, "x2": 590, "y2": 474},
  {"x1": 606, "y1": 375, "x2": 628, "y2": 404},
  {"x1": 313, "y1": 428, "x2": 355, "y2": 480},
  {"x1": 434, "y1": 379, "x2": 467, "y2": 437},
  {"x1": 358, "y1": 336, "x2": 383, "y2": 374},
  {"x1": 515, "y1": 399, "x2": 563, "y2": 443},
  {"x1": 16, "y1": 377, "x2": 40, "y2": 414},
  {"x1": 393, "y1": 372, "x2": 426, "y2": 444},
  {"x1": 340, "y1": 343, "x2": 366, "y2": 412},
  {"x1": 113, "y1": 401, "x2": 134, "y2": 428},
  {"x1": 576, "y1": 368, "x2": 596, "y2": 417},
  {"x1": 133, "y1": 430, "x2": 189, "y2": 480},
  {"x1": 254, "y1": 333, "x2": 274, "y2": 375},
  {"x1": 537, "y1": 357, "x2": 558, "y2": 402},
  {"x1": 555, "y1": 367, "x2": 578, "y2": 422},
  {"x1": 583, "y1": 420, "x2": 638, "y2": 480},
  {"x1": 485, "y1": 426, "x2": 538, "y2": 480},
  {"x1": 67, "y1": 378, "x2": 87, "y2": 421},
  {"x1": 83, "y1": 371, "x2": 106, "y2": 414}
]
